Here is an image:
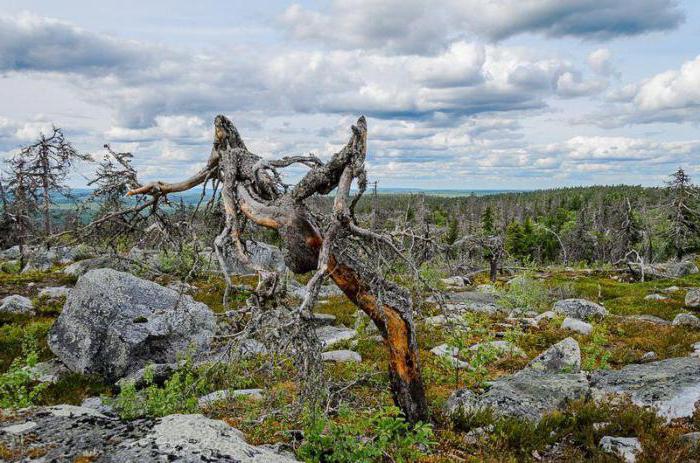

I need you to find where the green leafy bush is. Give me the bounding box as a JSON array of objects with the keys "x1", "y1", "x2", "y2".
[
  {"x1": 298, "y1": 406, "x2": 434, "y2": 463},
  {"x1": 112, "y1": 361, "x2": 207, "y2": 419},
  {"x1": 0, "y1": 338, "x2": 48, "y2": 408}
]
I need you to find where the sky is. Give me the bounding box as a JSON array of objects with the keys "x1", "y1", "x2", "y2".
[{"x1": 0, "y1": 0, "x2": 699, "y2": 190}]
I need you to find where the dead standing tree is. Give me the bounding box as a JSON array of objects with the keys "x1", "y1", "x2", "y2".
[{"x1": 128, "y1": 115, "x2": 429, "y2": 423}]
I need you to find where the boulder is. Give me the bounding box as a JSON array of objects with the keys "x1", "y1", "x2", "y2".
[
  {"x1": 561, "y1": 317, "x2": 593, "y2": 335},
  {"x1": 0, "y1": 294, "x2": 34, "y2": 315},
  {"x1": 641, "y1": 351, "x2": 657, "y2": 363},
  {"x1": 599, "y1": 436, "x2": 641, "y2": 463},
  {"x1": 48, "y1": 269, "x2": 215, "y2": 382},
  {"x1": 25, "y1": 358, "x2": 70, "y2": 384},
  {"x1": 590, "y1": 356, "x2": 700, "y2": 420},
  {"x1": 321, "y1": 350, "x2": 362, "y2": 363},
  {"x1": 672, "y1": 313, "x2": 700, "y2": 329},
  {"x1": 645, "y1": 293, "x2": 668, "y2": 301},
  {"x1": 686, "y1": 288, "x2": 700, "y2": 308},
  {"x1": 636, "y1": 260, "x2": 699, "y2": 279},
  {"x1": 447, "y1": 339, "x2": 589, "y2": 421},
  {"x1": 525, "y1": 338, "x2": 581, "y2": 374},
  {"x1": 553, "y1": 298, "x2": 607, "y2": 321}
]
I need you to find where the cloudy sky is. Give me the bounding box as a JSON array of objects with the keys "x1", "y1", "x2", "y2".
[{"x1": 1, "y1": 0, "x2": 699, "y2": 190}]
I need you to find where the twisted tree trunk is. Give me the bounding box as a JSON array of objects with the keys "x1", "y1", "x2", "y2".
[{"x1": 129, "y1": 115, "x2": 428, "y2": 422}]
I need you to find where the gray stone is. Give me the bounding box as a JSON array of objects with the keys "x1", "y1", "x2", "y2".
[
  {"x1": 321, "y1": 350, "x2": 362, "y2": 363},
  {"x1": 590, "y1": 357, "x2": 700, "y2": 420},
  {"x1": 25, "y1": 358, "x2": 70, "y2": 384},
  {"x1": 525, "y1": 338, "x2": 581, "y2": 374},
  {"x1": 81, "y1": 397, "x2": 115, "y2": 415},
  {"x1": 0, "y1": 408, "x2": 298, "y2": 462},
  {"x1": 111, "y1": 414, "x2": 298, "y2": 462},
  {"x1": 553, "y1": 298, "x2": 607, "y2": 321},
  {"x1": 198, "y1": 389, "x2": 264, "y2": 407},
  {"x1": 0, "y1": 294, "x2": 34, "y2": 314},
  {"x1": 214, "y1": 238, "x2": 286, "y2": 275},
  {"x1": 561, "y1": 317, "x2": 593, "y2": 335},
  {"x1": 0, "y1": 245, "x2": 21, "y2": 260},
  {"x1": 641, "y1": 351, "x2": 657, "y2": 362},
  {"x1": 476, "y1": 284, "x2": 497, "y2": 294},
  {"x1": 672, "y1": 313, "x2": 700, "y2": 328},
  {"x1": 645, "y1": 293, "x2": 668, "y2": 301},
  {"x1": 39, "y1": 285, "x2": 71, "y2": 299},
  {"x1": 686, "y1": 288, "x2": 700, "y2": 308},
  {"x1": 535, "y1": 310, "x2": 556, "y2": 322},
  {"x1": 315, "y1": 325, "x2": 357, "y2": 349},
  {"x1": 423, "y1": 314, "x2": 469, "y2": 327},
  {"x1": 447, "y1": 371, "x2": 589, "y2": 422},
  {"x1": 662, "y1": 286, "x2": 681, "y2": 293},
  {"x1": 441, "y1": 276, "x2": 468, "y2": 287},
  {"x1": 48, "y1": 269, "x2": 215, "y2": 382},
  {"x1": 430, "y1": 344, "x2": 471, "y2": 369},
  {"x1": 599, "y1": 436, "x2": 641, "y2": 463},
  {"x1": 447, "y1": 338, "x2": 588, "y2": 422},
  {"x1": 1, "y1": 421, "x2": 37, "y2": 435}
]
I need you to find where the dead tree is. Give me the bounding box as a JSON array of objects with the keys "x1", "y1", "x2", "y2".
[
  {"x1": 15, "y1": 127, "x2": 90, "y2": 237},
  {"x1": 129, "y1": 115, "x2": 429, "y2": 422}
]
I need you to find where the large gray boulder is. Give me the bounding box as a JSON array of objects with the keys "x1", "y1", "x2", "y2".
[
  {"x1": 590, "y1": 356, "x2": 700, "y2": 420},
  {"x1": 672, "y1": 313, "x2": 700, "y2": 329},
  {"x1": 553, "y1": 298, "x2": 607, "y2": 321},
  {"x1": 635, "y1": 260, "x2": 699, "y2": 279},
  {"x1": 0, "y1": 408, "x2": 298, "y2": 462},
  {"x1": 63, "y1": 256, "x2": 132, "y2": 277},
  {"x1": 447, "y1": 338, "x2": 589, "y2": 421},
  {"x1": 48, "y1": 269, "x2": 215, "y2": 382},
  {"x1": 0, "y1": 245, "x2": 21, "y2": 260}
]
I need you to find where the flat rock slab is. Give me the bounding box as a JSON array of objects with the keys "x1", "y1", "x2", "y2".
[
  {"x1": 0, "y1": 408, "x2": 298, "y2": 462},
  {"x1": 321, "y1": 350, "x2": 362, "y2": 363},
  {"x1": 315, "y1": 326, "x2": 357, "y2": 349},
  {"x1": 590, "y1": 357, "x2": 700, "y2": 420},
  {"x1": 561, "y1": 317, "x2": 593, "y2": 335}
]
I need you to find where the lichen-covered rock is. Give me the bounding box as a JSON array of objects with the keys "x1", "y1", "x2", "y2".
[
  {"x1": 525, "y1": 338, "x2": 581, "y2": 374},
  {"x1": 590, "y1": 356, "x2": 700, "y2": 420},
  {"x1": 447, "y1": 339, "x2": 588, "y2": 421},
  {"x1": 468, "y1": 340, "x2": 526, "y2": 358},
  {"x1": 672, "y1": 313, "x2": 700, "y2": 329},
  {"x1": 321, "y1": 350, "x2": 362, "y2": 363},
  {"x1": 0, "y1": 245, "x2": 21, "y2": 260},
  {"x1": 210, "y1": 238, "x2": 286, "y2": 275},
  {"x1": 441, "y1": 276, "x2": 468, "y2": 287},
  {"x1": 316, "y1": 325, "x2": 357, "y2": 349},
  {"x1": 0, "y1": 294, "x2": 34, "y2": 314},
  {"x1": 599, "y1": 436, "x2": 641, "y2": 463},
  {"x1": 561, "y1": 317, "x2": 593, "y2": 335},
  {"x1": 685, "y1": 288, "x2": 700, "y2": 308},
  {"x1": 38, "y1": 286, "x2": 71, "y2": 299},
  {"x1": 198, "y1": 389, "x2": 264, "y2": 407},
  {"x1": 0, "y1": 408, "x2": 298, "y2": 462},
  {"x1": 48, "y1": 269, "x2": 215, "y2": 382},
  {"x1": 553, "y1": 298, "x2": 607, "y2": 321}
]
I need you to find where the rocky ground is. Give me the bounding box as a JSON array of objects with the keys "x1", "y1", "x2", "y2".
[{"x1": 3, "y1": 244, "x2": 700, "y2": 461}]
